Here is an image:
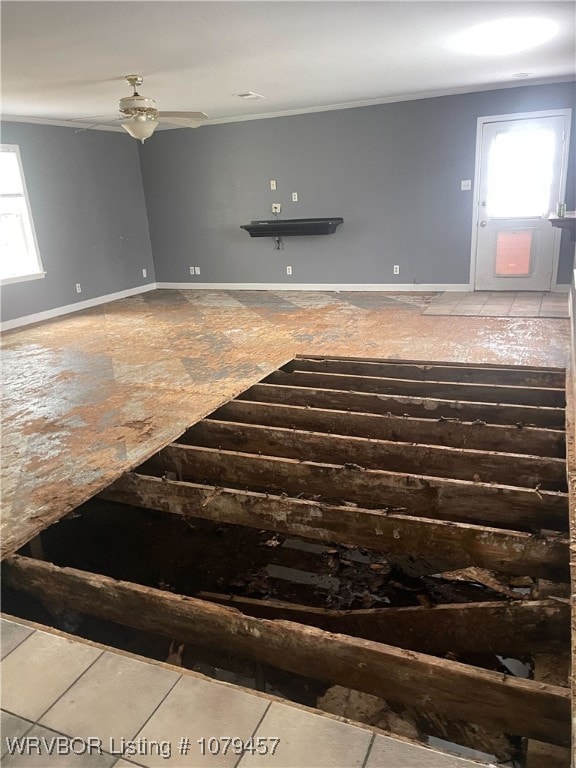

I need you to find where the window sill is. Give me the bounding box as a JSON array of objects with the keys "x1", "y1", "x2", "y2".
[{"x1": 0, "y1": 271, "x2": 46, "y2": 286}]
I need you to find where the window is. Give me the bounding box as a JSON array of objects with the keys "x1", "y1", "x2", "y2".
[
  {"x1": 0, "y1": 145, "x2": 44, "y2": 284},
  {"x1": 486, "y1": 127, "x2": 556, "y2": 218}
]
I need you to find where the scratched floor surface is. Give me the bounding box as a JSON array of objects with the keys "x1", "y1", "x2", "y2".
[{"x1": 0, "y1": 289, "x2": 569, "y2": 557}]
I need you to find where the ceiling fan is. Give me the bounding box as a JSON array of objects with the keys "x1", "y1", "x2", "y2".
[{"x1": 78, "y1": 75, "x2": 208, "y2": 142}]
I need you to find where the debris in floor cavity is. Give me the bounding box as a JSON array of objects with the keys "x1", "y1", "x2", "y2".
[{"x1": 317, "y1": 685, "x2": 421, "y2": 740}]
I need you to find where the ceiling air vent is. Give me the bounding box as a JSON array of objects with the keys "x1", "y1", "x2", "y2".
[{"x1": 236, "y1": 91, "x2": 265, "y2": 100}]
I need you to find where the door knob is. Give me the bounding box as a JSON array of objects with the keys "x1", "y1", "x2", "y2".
[{"x1": 480, "y1": 221, "x2": 487, "y2": 227}]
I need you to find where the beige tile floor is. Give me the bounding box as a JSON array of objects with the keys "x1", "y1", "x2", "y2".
[
  {"x1": 0, "y1": 618, "x2": 484, "y2": 768},
  {"x1": 423, "y1": 291, "x2": 568, "y2": 317}
]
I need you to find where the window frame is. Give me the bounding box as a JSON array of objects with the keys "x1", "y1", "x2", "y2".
[{"x1": 0, "y1": 144, "x2": 45, "y2": 286}]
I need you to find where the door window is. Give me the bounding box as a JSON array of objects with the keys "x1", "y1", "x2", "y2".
[{"x1": 486, "y1": 127, "x2": 556, "y2": 218}]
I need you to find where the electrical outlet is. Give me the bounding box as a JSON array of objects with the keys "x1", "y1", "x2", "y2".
[
  {"x1": 461, "y1": 179, "x2": 472, "y2": 191},
  {"x1": 195, "y1": 266, "x2": 201, "y2": 275},
  {"x1": 292, "y1": 192, "x2": 298, "y2": 202},
  {"x1": 142, "y1": 268, "x2": 147, "y2": 278},
  {"x1": 270, "y1": 180, "x2": 277, "y2": 190},
  {"x1": 190, "y1": 266, "x2": 195, "y2": 275},
  {"x1": 393, "y1": 265, "x2": 400, "y2": 275},
  {"x1": 286, "y1": 265, "x2": 292, "y2": 275},
  {"x1": 76, "y1": 283, "x2": 82, "y2": 293},
  {"x1": 272, "y1": 203, "x2": 281, "y2": 214}
]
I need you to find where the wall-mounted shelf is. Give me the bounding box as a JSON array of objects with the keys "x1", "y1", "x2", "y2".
[
  {"x1": 549, "y1": 212, "x2": 576, "y2": 242},
  {"x1": 241, "y1": 218, "x2": 344, "y2": 238}
]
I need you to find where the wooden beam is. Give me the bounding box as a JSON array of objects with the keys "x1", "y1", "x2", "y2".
[
  {"x1": 239, "y1": 383, "x2": 565, "y2": 430},
  {"x1": 265, "y1": 370, "x2": 566, "y2": 408},
  {"x1": 564, "y1": 366, "x2": 576, "y2": 756},
  {"x1": 527, "y1": 582, "x2": 571, "y2": 767},
  {"x1": 3, "y1": 555, "x2": 570, "y2": 746},
  {"x1": 100, "y1": 473, "x2": 570, "y2": 581},
  {"x1": 288, "y1": 357, "x2": 566, "y2": 389},
  {"x1": 211, "y1": 399, "x2": 565, "y2": 458},
  {"x1": 145, "y1": 444, "x2": 568, "y2": 533},
  {"x1": 178, "y1": 420, "x2": 567, "y2": 491},
  {"x1": 196, "y1": 593, "x2": 570, "y2": 655}
]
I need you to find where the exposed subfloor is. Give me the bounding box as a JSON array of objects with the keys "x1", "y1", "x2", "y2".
[
  {"x1": 1, "y1": 288, "x2": 570, "y2": 556},
  {"x1": 0, "y1": 617, "x2": 482, "y2": 768}
]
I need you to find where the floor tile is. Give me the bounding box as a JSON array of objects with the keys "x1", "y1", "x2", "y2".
[
  {"x1": 424, "y1": 290, "x2": 570, "y2": 318},
  {"x1": 540, "y1": 304, "x2": 568, "y2": 309},
  {"x1": 113, "y1": 761, "x2": 147, "y2": 768},
  {"x1": 237, "y1": 702, "x2": 372, "y2": 768},
  {"x1": 509, "y1": 310, "x2": 542, "y2": 316},
  {"x1": 422, "y1": 307, "x2": 453, "y2": 315},
  {"x1": 1, "y1": 711, "x2": 34, "y2": 758},
  {"x1": 365, "y1": 734, "x2": 481, "y2": 767},
  {"x1": 1, "y1": 620, "x2": 34, "y2": 660},
  {"x1": 134, "y1": 675, "x2": 269, "y2": 767},
  {"x1": 1, "y1": 631, "x2": 101, "y2": 720},
  {"x1": 478, "y1": 308, "x2": 509, "y2": 317},
  {"x1": 450, "y1": 309, "x2": 481, "y2": 316},
  {"x1": 1, "y1": 724, "x2": 116, "y2": 768},
  {"x1": 40, "y1": 652, "x2": 179, "y2": 746}
]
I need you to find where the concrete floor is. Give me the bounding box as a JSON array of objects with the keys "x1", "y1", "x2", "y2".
[{"x1": 0, "y1": 288, "x2": 570, "y2": 557}]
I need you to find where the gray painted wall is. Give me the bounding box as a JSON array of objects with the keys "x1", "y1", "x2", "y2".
[
  {"x1": 139, "y1": 81, "x2": 575, "y2": 286},
  {"x1": 0, "y1": 122, "x2": 155, "y2": 322}
]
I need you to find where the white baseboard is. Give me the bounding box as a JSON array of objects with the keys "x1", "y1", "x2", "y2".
[
  {"x1": 1, "y1": 283, "x2": 157, "y2": 332},
  {"x1": 156, "y1": 282, "x2": 472, "y2": 292},
  {"x1": 553, "y1": 284, "x2": 571, "y2": 293}
]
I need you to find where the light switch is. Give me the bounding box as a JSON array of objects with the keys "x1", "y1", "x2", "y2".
[
  {"x1": 461, "y1": 180, "x2": 472, "y2": 191},
  {"x1": 270, "y1": 180, "x2": 277, "y2": 190}
]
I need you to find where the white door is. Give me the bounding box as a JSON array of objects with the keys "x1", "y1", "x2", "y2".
[{"x1": 474, "y1": 112, "x2": 570, "y2": 291}]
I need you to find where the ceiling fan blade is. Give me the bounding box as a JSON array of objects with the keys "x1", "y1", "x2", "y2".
[
  {"x1": 158, "y1": 111, "x2": 208, "y2": 128},
  {"x1": 73, "y1": 117, "x2": 122, "y2": 133},
  {"x1": 159, "y1": 111, "x2": 208, "y2": 120}
]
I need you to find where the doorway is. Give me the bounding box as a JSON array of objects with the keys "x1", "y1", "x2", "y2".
[{"x1": 472, "y1": 110, "x2": 571, "y2": 291}]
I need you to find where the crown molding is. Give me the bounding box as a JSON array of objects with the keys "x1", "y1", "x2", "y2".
[
  {"x1": 205, "y1": 76, "x2": 576, "y2": 125},
  {"x1": 2, "y1": 75, "x2": 574, "y2": 131}
]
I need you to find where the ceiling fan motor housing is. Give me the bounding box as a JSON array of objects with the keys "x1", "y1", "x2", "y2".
[{"x1": 119, "y1": 94, "x2": 158, "y2": 118}]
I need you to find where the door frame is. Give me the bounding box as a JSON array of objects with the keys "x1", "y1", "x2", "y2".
[{"x1": 469, "y1": 109, "x2": 572, "y2": 292}]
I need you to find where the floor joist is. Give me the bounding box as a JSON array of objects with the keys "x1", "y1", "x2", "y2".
[
  {"x1": 265, "y1": 369, "x2": 566, "y2": 408},
  {"x1": 2, "y1": 555, "x2": 570, "y2": 747},
  {"x1": 143, "y1": 444, "x2": 568, "y2": 533},
  {"x1": 196, "y1": 593, "x2": 570, "y2": 655},
  {"x1": 100, "y1": 473, "x2": 570, "y2": 581},
  {"x1": 178, "y1": 419, "x2": 567, "y2": 490},
  {"x1": 210, "y1": 399, "x2": 565, "y2": 457},
  {"x1": 292, "y1": 355, "x2": 566, "y2": 389},
  {"x1": 239, "y1": 383, "x2": 566, "y2": 429}
]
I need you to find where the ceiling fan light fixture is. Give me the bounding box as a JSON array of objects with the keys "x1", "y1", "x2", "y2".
[{"x1": 121, "y1": 115, "x2": 159, "y2": 143}]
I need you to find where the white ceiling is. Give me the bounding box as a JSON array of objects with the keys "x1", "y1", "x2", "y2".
[{"x1": 1, "y1": 1, "x2": 575, "y2": 128}]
